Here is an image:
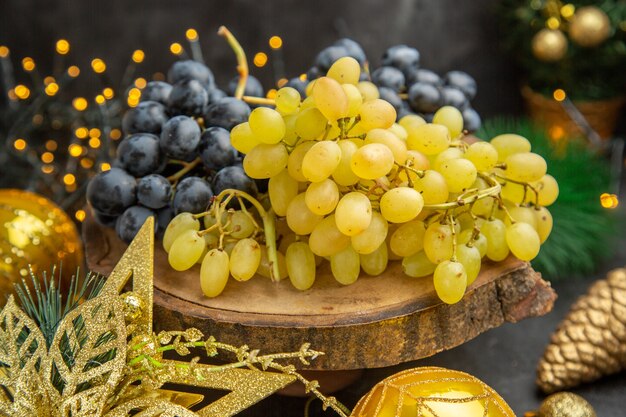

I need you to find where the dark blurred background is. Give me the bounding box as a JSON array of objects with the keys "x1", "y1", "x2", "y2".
[{"x1": 0, "y1": 0, "x2": 526, "y2": 119}]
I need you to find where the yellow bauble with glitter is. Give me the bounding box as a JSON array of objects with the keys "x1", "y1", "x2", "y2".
[
  {"x1": 532, "y1": 29, "x2": 568, "y2": 62},
  {"x1": 0, "y1": 189, "x2": 82, "y2": 298},
  {"x1": 351, "y1": 367, "x2": 514, "y2": 417},
  {"x1": 569, "y1": 6, "x2": 611, "y2": 48}
]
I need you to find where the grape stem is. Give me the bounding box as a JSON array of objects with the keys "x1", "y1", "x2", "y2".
[
  {"x1": 213, "y1": 189, "x2": 280, "y2": 281},
  {"x1": 448, "y1": 215, "x2": 458, "y2": 262},
  {"x1": 243, "y1": 96, "x2": 275, "y2": 106},
  {"x1": 166, "y1": 157, "x2": 201, "y2": 183},
  {"x1": 493, "y1": 173, "x2": 540, "y2": 207},
  {"x1": 423, "y1": 172, "x2": 501, "y2": 211},
  {"x1": 218, "y1": 26, "x2": 248, "y2": 100}
]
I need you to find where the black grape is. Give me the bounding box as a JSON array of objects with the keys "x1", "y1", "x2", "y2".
[
  {"x1": 116, "y1": 133, "x2": 163, "y2": 177},
  {"x1": 167, "y1": 79, "x2": 209, "y2": 117},
  {"x1": 159, "y1": 115, "x2": 201, "y2": 160},
  {"x1": 198, "y1": 127, "x2": 237, "y2": 171},
  {"x1": 87, "y1": 168, "x2": 137, "y2": 216},
  {"x1": 173, "y1": 177, "x2": 213, "y2": 214},
  {"x1": 122, "y1": 101, "x2": 168, "y2": 135},
  {"x1": 137, "y1": 174, "x2": 172, "y2": 209},
  {"x1": 204, "y1": 97, "x2": 251, "y2": 131}
]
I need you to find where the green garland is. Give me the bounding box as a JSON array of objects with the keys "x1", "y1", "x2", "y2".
[
  {"x1": 476, "y1": 118, "x2": 622, "y2": 279},
  {"x1": 497, "y1": 0, "x2": 626, "y2": 100}
]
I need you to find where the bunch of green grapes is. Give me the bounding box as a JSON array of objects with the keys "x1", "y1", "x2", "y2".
[{"x1": 165, "y1": 56, "x2": 558, "y2": 303}]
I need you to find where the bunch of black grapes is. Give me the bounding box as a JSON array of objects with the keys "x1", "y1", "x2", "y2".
[
  {"x1": 286, "y1": 39, "x2": 481, "y2": 132},
  {"x1": 87, "y1": 60, "x2": 262, "y2": 243}
]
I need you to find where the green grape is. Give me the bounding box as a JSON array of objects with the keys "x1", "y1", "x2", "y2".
[
  {"x1": 360, "y1": 243, "x2": 388, "y2": 276},
  {"x1": 358, "y1": 99, "x2": 396, "y2": 131},
  {"x1": 357, "y1": 80, "x2": 380, "y2": 101},
  {"x1": 399, "y1": 114, "x2": 427, "y2": 135},
  {"x1": 288, "y1": 141, "x2": 315, "y2": 182},
  {"x1": 333, "y1": 139, "x2": 360, "y2": 186},
  {"x1": 500, "y1": 181, "x2": 526, "y2": 204},
  {"x1": 327, "y1": 56, "x2": 361, "y2": 85},
  {"x1": 365, "y1": 128, "x2": 408, "y2": 164},
  {"x1": 389, "y1": 123, "x2": 408, "y2": 141},
  {"x1": 439, "y1": 158, "x2": 477, "y2": 193},
  {"x1": 296, "y1": 107, "x2": 327, "y2": 140},
  {"x1": 229, "y1": 238, "x2": 261, "y2": 281},
  {"x1": 412, "y1": 170, "x2": 449, "y2": 205},
  {"x1": 226, "y1": 211, "x2": 256, "y2": 239},
  {"x1": 330, "y1": 246, "x2": 360, "y2": 285},
  {"x1": 249, "y1": 107, "x2": 286, "y2": 144},
  {"x1": 197, "y1": 233, "x2": 219, "y2": 264},
  {"x1": 464, "y1": 141, "x2": 498, "y2": 171},
  {"x1": 406, "y1": 123, "x2": 449, "y2": 155},
  {"x1": 222, "y1": 239, "x2": 237, "y2": 256},
  {"x1": 275, "y1": 87, "x2": 301, "y2": 115},
  {"x1": 531, "y1": 174, "x2": 559, "y2": 206},
  {"x1": 397, "y1": 150, "x2": 430, "y2": 184},
  {"x1": 286, "y1": 241, "x2": 316, "y2": 290},
  {"x1": 305, "y1": 179, "x2": 339, "y2": 215},
  {"x1": 432, "y1": 147, "x2": 463, "y2": 171},
  {"x1": 200, "y1": 249, "x2": 230, "y2": 297},
  {"x1": 506, "y1": 222, "x2": 541, "y2": 261},
  {"x1": 302, "y1": 140, "x2": 342, "y2": 182},
  {"x1": 505, "y1": 206, "x2": 537, "y2": 229},
  {"x1": 257, "y1": 248, "x2": 289, "y2": 280},
  {"x1": 300, "y1": 95, "x2": 316, "y2": 110},
  {"x1": 482, "y1": 218, "x2": 509, "y2": 262},
  {"x1": 456, "y1": 244, "x2": 481, "y2": 285},
  {"x1": 390, "y1": 220, "x2": 426, "y2": 257},
  {"x1": 433, "y1": 261, "x2": 467, "y2": 304},
  {"x1": 402, "y1": 250, "x2": 436, "y2": 278},
  {"x1": 380, "y1": 187, "x2": 424, "y2": 223},
  {"x1": 286, "y1": 193, "x2": 324, "y2": 235},
  {"x1": 342, "y1": 84, "x2": 363, "y2": 117},
  {"x1": 458, "y1": 229, "x2": 488, "y2": 258},
  {"x1": 432, "y1": 106, "x2": 463, "y2": 138},
  {"x1": 424, "y1": 221, "x2": 454, "y2": 264},
  {"x1": 230, "y1": 122, "x2": 260, "y2": 154},
  {"x1": 308, "y1": 215, "x2": 350, "y2": 257},
  {"x1": 269, "y1": 169, "x2": 298, "y2": 217},
  {"x1": 313, "y1": 76, "x2": 349, "y2": 121},
  {"x1": 163, "y1": 212, "x2": 200, "y2": 252},
  {"x1": 490, "y1": 134, "x2": 531, "y2": 162},
  {"x1": 534, "y1": 206, "x2": 553, "y2": 243},
  {"x1": 243, "y1": 143, "x2": 288, "y2": 179},
  {"x1": 470, "y1": 179, "x2": 495, "y2": 217},
  {"x1": 281, "y1": 114, "x2": 299, "y2": 147},
  {"x1": 504, "y1": 152, "x2": 547, "y2": 183},
  {"x1": 350, "y1": 143, "x2": 395, "y2": 180},
  {"x1": 351, "y1": 212, "x2": 388, "y2": 254},
  {"x1": 335, "y1": 192, "x2": 372, "y2": 236},
  {"x1": 278, "y1": 231, "x2": 297, "y2": 254},
  {"x1": 168, "y1": 229, "x2": 206, "y2": 271}
]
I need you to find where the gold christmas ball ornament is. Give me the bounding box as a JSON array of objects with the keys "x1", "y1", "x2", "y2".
[
  {"x1": 0, "y1": 189, "x2": 82, "y2": 299},
  {"x1": 568, "y1": 6, "x2": 611, "y2": 47},
  {"x1": 538, "y1": 392, "x2": 596, "y2": 417},
  {"x1": 532, "y1": 29, "x2": 568, "y2": 62},
  {"x1": 122, "y1": 291, "x2": 146, "y2": 323},
  {"x1": 351, "y1": 367, "x2": 515, "y2": 417}
]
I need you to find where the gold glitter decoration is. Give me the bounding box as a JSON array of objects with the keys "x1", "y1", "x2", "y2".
[
  {"x1": 0, "y1": 217, "x2": 349, "y2": 417},
  {"x1": 0, "y1": 189, "x2": 83, "y2": 303},
  {"x1": 351, "y1": 367, "x2": 515, "y2": 417},
  {"x1": 537, "y1": 267, "x2": 626, "y2": 393},
  {"x1": 527, "y1": 392, "x2": 597, "y2": 417}
]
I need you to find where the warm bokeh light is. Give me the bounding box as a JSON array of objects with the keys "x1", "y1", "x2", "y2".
[
  {"x1": 72, "y1": 97, "x2": 88, "y2": 111},
  {"x1": 100, "y1": 162, "x2": 111, "y2": 172},
  {"x1": 548, "y1": 125, "x2": 565, "y2": 140},
  {"x1": 43, "y1": 76, "x2": 55, "y2": 85},
  {"x1": 91, "y1": 58, "x2": 106, "y2": 73},
  {"x1": 89, "y1": 128, "x2": 101, "y2": 137},
  {"x1": 13, "y1": 139, "x2": 26, "y2": 151},
  {"x1": 553, "y1": 89, "x2": 566, "y2": 101},
  {"x1": 67, "y1": 65, "x2": 80, "y2": 77},
  {"x1": 186, "y1": 28, "x2": 199, "y2": 41},
  {"x1": 56, "y1": 39, "x2": 70, "y2": 55},
  {"x1": 45, "y1": 140, "x2": 58, "y2": 151},
  {"x1": 75, "y1": 127, "x2": 88, "y2": 139},
  {"x1": 89, "y1": 137, "x2": 101, "y2": 149},
  {"x1": 547, "y1": 17, "x2": 560, "y2": 30},
  {"x1": 153, "y1": 72, "x2": 165, "y2": 81},
  {"x1": 299, "y1": 73, "x2": 307, "y2": 82},
  {"x1": 95, "y1": 94, "x2": 105, "y2": 104},
  {"x1": 14, "y1": 85, "x2": 30, "y2": 100},
  {"x1": 68, "y1": 143, "x2": 83, "y2": 157},
  {"x1": 135, "y1": 77, "x2": 147, "y2": 89},
  {"x1": 41, "y1": 152, "x2": 54, "y2": 163},
  {"x1": 600, "y1": 193, "x2": 619, "y2": 209},
  {"x1": 63, "y1": 173, "x2": 76, "y2": 185},
  {"x1": 269, "y1": 36, "x2": 283, "y2": 49},
  {"x1": 266, "y1": 89, "x2": 277, "y2": 99},
  {"x1": 75, "y1": 210, "x2": 86, "y2": 222},
  {"x1": 277, "y1": 78, "x2": 288, "y2": 88},
  {"x1": 103, "y1": 87, "x2": 114, "y2": 99},
  {"x1": 0, "y1": 46, "x2": 9, "y2": 58},
  {"x1": 33, "y1": 114, "x2": 44, "y2": 125},
  {"x1": 170, "y1": 43, "x2": 183, "y2": 55},
  {"x1": 65, "y1": 183, "x2": 77, "y2": 193},
  {"x1": 253, "y1": 52, "x2": 268, "y2": 67},
  {"x1": 561, "y1": 4, "x2": 575, "y2": 19},
  {"x1": 132, "y1": 49, "x2": 145, "y2": 63},
  {"x1": 44, "y1": 82, "x2": 59, "y2": 96},
  {"x1": 80, "y1": 158, "x2": 94, "y2": 169},
  {"x1": 110, "y1": 128, "x2": 122, "y2": 140},
  {"x1": 22, "y1": 57, "x2": 35, "y2": 72},
  {"x1": 41, "y1": 165, "x2": 54, "y2": 174}
]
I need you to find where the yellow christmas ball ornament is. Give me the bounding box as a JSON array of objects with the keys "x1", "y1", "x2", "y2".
[
  {"x1": 0, "y1": 189, "x2": 83, "y2": 299},
  {"x1": 532, "y1": 29, "x2": 568, "y2": 62},
  {"x1": 351, "y1": 367, "x2": 515, "y2": 417},
  {"x1": 568, "y1": 6, "x2": 611, "y2": 47}
]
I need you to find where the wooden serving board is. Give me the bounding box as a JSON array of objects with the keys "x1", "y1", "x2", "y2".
[{"x1": 84, "y1": 212, "x2": 556, "y2": 370}]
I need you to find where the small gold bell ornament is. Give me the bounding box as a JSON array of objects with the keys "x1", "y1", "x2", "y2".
[
  {"x1": 0, "y1": 189, "x2": 82, "y2": 300},
  {"x1": 351, "y1": 367, "x2": 514, "y2": 417}
]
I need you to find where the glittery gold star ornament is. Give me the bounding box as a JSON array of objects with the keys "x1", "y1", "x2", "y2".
[{"x1": 0, "y1": 217, "x2": 338, "y2": 417}]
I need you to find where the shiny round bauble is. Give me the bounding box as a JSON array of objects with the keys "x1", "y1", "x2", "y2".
[
  {"x1": 532, "y1": 29, "x2": 568, "y2": 62},
  {"x1": 122, "y1": 291, "x2": 146, "y2": 323},
  {"x1": 0, "y1": 189, "x2": 83, "y2": 301},
  {"x1": 351, "y1": 367, "x2": 514, "y2": 417},
  {"x1": 538, "y1": 392, "x2": 596, "y2": 417},
  {"x1": 568, "y1": 6, "x2": 611, "y2": 48}
]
